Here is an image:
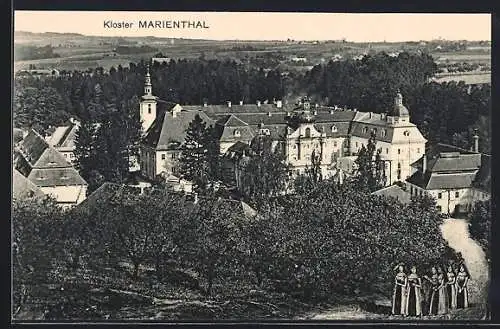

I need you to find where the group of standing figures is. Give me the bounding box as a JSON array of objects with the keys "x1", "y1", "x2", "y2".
[{"x1": 391, "y1": 263, "x2": 471, "y2": 317}]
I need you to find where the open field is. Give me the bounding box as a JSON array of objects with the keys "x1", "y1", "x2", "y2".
[{"x1": 14, "y1": 32, "x2": 491, "y2": 75}]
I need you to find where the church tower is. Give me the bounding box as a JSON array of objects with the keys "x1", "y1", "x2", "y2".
[
  {"x1": 140, "y1": 64, "x2": 158, "y2": 133},
  {"x1": 386, "y1": 90, "x2": 410, "y2": 125}
]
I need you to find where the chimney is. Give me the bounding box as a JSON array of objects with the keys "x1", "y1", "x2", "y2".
[
  {"x1": 227, "y1": 101, "x2": 232, "y2": 108},
  {"x1": 239, "y1": 100, "x2": 243, "y2": 105},
  {"x1": 257, "y1": 100, "x2": 261, "y2": 107},
  {"x1": 276, "y1": 100, "x2": 283, "y2": 108},
  {"x1": 422, "y1": 154, "x2": 427, "y2": 173},
  {"x1": 203, "y1": 101, "x2": 208, "y2": 107},
  {"x1": 473, "y1": 131, "x2": 479, "y2": 153}
]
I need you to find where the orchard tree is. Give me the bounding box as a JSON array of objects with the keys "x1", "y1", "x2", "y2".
[{"x1": 12, "y1": 196, "x2": 65, "y2": 318}]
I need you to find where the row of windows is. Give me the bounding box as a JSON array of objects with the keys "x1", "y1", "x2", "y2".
[
  {"x1": 362, "y1": 126, "x2": 388, "y2": 137},
  {"x1": 161, "y1": 153, "x2": 178, "y2": 160},
  {"x1": 437, "y1": 191, "x2": 460, "y2": 199}
]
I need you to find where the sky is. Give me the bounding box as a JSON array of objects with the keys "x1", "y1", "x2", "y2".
[{"x1": 14, "y1": 11, "x2": 491, "y2": 42}]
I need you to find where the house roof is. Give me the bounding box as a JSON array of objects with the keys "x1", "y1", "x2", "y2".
[
  {"x1": 372, "y1": 184, "x2": 412, "y2": 204},
  {"x1": 142, "y1": 109, "x2": 215, "y2": 150},
  {"x1": 74, "y1": 182, "x2": 142, "y2": 213},
  {"x1": 14, "y1": 129, "x2": 87, "y2": 188},
  {"x1": 13, "y1": 168, "x2": 44, "y2": 199},
  {"x1": 427, "y1": 153, "x2": 481, "y2": 173},
  {"x1": 407, "y1": 171, "x2": 478, "y2": 190},
  {"x1": 47, "y1": 122, "x2": 78, "y2": 150},
  {"x1": 27, "y1": 167, "x2": 87, "y2": 187}
]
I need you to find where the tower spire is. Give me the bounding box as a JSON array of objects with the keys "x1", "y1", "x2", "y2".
[{"x1": 144, "y1": 64, "x2": 152, "y2": 96}]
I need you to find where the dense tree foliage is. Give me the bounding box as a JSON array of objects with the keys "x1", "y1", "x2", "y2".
[
  {"x1": 178, "y1": 115, "x2": 221, "y2": 192},
  {"x1": 240, "y1": 135, "x2": 292, "y2": 208},
  {"x1": 469, "y1": 200, "x2": 491, "y2": 260},
  {"x1": 353, "y1": 134, "x2": 386, "y2": 192}
]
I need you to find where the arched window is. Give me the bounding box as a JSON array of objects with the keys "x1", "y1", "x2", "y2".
[
  {"x1": 403, "y1": 130, "x2": 410, "y2": 137},
  {"x1": 305, "y1": 127, "x2": 311, "y2": 138}
]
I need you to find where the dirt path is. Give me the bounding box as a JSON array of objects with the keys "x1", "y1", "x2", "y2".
[
  {"x1": 303, "y1": 217, "x2": 489, "y2": 320},
  {"x1": 440, "y1": 218, "x2": 489, "y2": 305}
]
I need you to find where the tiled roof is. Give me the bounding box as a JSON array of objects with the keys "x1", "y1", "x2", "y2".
[
  {"x1": 372, "y1": 184, "x2": 412, "y2": 204},
  {"x1": 73, "y1": 182, "x2": 142, "y2": 214},
  {"x1": 350, "y1": 121, "x2": 394, "y2": 143},
  {"x1": 18, "y1": 130, "x2": 49, "y2": 167},
  {"x1": 27, "y1": 167, "x2": 87, "y2": 187},
  {"x1": 183, "y1": 103, "x2": 296, "y2": 114},
  {"x1": 142, "y1": 109, "x2": 215, "y2": 150},
  {"x1": 47, "y1": 123, "x2": 78, "y2": 149},
  {"x1": 426, "y1": 172, "x2": 477, "y2": 190},
  {"x1": 427, "y1": 153, "x2": 481, "y2": 173},
  {"x1": 13, "y1": 169, "x2": 44, "y2": 199},
  {"x1": 407, "y1": 171, "x2": 477, "y2": 190}
]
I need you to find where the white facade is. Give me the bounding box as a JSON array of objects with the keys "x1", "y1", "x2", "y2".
[{"x1": 40, "y1": 185, "x2": 87, "y2": 209}]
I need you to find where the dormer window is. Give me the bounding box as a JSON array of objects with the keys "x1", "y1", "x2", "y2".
[
  {"x1": 363, "y1": 127, "x2": 369, "y2": 134},
  {"x1": 381, "y1": 129, "x2": 387, "y2": 137},
  {"x1": 372, "y1": 128, "x2": 377, "y2": 135},
  {"x1": 331, "y1": 125, "x2": 338, "y2": 133},
  {"x1": 234, "y1": 129, "x2": 241, "y2": 137},
  {"x1": 305, "y1": 127, "x2": 311, "y2": 138}
]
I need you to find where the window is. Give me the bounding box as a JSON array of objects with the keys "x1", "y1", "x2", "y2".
[
  {"x1": 437, "y1": 205, "x2": 442, "y2": 212},
  {"x1": 334, "y1": 141, "x2": 337, "y2": 147},
  {"x1": 305, "y1": 127, "x2": 311, "y2": 138},
  {"x1": 171, "y1": 153, "x2": 177, "y2": 159},
  {"x1": 410, "y1": 186, "x2": 413, "y2": 195},
  {"x1": 331, "y1": 125, "x2": 338, "y2": 132},
  {"x1": 234, "y1": 129, "x2": 241, "y2": 137},
  {"x1": 381, "y1": 129, "x2": 387, "y2": 137},
  {"x1": 386, "y1": 148, "x2": 389, "y2": 154},
  {"x1": 419, "y1": 190, "x2": 422, "y2": 196},
  {"x1": 438, "y1": 192, "x2": 442, "y2": 199},
  {"x1": 398, "y1": 149, "x2": 401, "y2": 155},
  {"x1": 455, "y1": 191, "x2": 460, "y2": 198},
  {"x1": 363, "y1": 127, "x2": 369, "y2": 134},
  {"x1": 417, "y1": 148, "x2": 420, "y2": 153},
  {"x1": 148, "y1": 104, "x2": 152, "y2": 114},
  {"x1": 356, "y1": 142, "x2": 359, "y2": 147},
  {"x1": 161, "y1": 153, "x2": 166, "y2": 160},
  {"x1": 403, "y1": 130, "x2": 410, "y2": 137},
  {"x1": 293, "y1": 145, "x2": 297, "y2": 149}
]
